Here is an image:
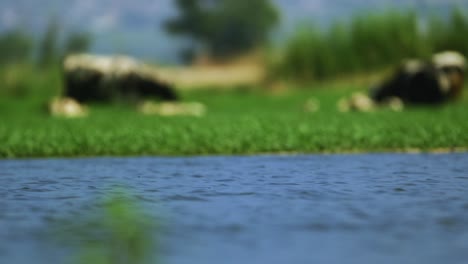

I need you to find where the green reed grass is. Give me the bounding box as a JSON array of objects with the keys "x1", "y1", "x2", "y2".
[
  {"x1": 275, "y1": 8, "x2": 468, "y2": 82},
  {"x1": 51, "y1": 189, "x2": 157, "y2": 264}
]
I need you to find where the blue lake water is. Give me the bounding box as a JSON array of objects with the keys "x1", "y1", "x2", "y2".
[{"x1": 1, "y1": 153, "x2": 468, "y2": 264}]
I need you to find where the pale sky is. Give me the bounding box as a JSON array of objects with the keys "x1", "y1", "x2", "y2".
[{"x1": 1, "y1": 0, "x2": 466, "y2": 62}]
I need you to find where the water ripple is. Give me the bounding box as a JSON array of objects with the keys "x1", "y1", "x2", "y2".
[{"x1": 1, "y1": 153, "x2": 468, "y2": 264}]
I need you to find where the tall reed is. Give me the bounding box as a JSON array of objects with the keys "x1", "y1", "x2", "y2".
[{"x1": 275, "y1": 8, "x2": 468, "y2": 83}]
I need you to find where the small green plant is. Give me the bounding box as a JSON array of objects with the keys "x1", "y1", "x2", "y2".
[{"x1": 70, "y1": 189, "x2": 157, "y2": 264}]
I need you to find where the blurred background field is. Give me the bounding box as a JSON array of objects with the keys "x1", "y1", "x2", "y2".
[{"x1": 1, "y1": 0, "x2": 468, "y2": 157}]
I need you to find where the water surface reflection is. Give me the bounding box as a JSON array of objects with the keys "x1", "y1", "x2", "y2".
[{"x1": 1, "y1": 153, "x2": 468, "y2": 264}]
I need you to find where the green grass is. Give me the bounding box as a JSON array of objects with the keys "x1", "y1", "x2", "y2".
[{"x1": 1, "y1": 83, "x2": 468, "y2": 158}]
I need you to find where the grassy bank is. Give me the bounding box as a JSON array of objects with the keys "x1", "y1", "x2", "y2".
[{"x1": 1, "y1": 83, "x2": 468, "y2": 158}]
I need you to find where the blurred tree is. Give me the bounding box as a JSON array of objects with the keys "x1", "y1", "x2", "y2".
[
  {"x1": 0, "y1": 29, "x2": 33, "y2": 64},
  {"x1": 38, "y1": 16, "x2": 60, "y2": 66},
  {"x1": 165, "y1": 0, "x2": 279, "y2": 61},
  {"x1": 64, "y1": 31, "x2": 92, "y2": 55}
]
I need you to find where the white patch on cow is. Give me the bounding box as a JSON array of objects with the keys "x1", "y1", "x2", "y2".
[
  {"x1": 49, "y1": 97, "x2": 88, "y2": 118},
  {"x1": 64, "y1": 54, "x2": 140, "y2": 75},
  {"x1": 337, "y1": 92, "x2": 375, "y2": 112},
  {"x1": 63, "y1": 53, "x2": 169, "y2": 84},
  {"x1": 402, "y1": 59, "x2": 424, "y2": 74},
  {"x1": 437, "y1": 73, "x2": 451, "y2": 94},
  {"x1": 432, "y1": 51, "x2": 466, "y2": 95},
  {"x1": 432, "y1": 51, "x2": 466, "y2": 70}
]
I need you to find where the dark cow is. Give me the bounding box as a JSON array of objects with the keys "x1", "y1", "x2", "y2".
[
  {"x1": 63, "y1": 54, "x2": 178, "y2": 103},
  {"x1": 371, "y1": 51, "x2": 466, "y2": 104}
]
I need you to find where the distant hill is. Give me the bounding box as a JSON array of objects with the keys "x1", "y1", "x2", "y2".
[{"x1": 1, "y1": 0, "x2": 467, "y2": 64}]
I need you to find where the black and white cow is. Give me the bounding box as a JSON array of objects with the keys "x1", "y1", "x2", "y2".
[
  {"x1": 371, "y1": 51, "x2": 466, "y2": 104},
  {"x1": 62, "y1": 54, "x2": 178, "y2": 103}
]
